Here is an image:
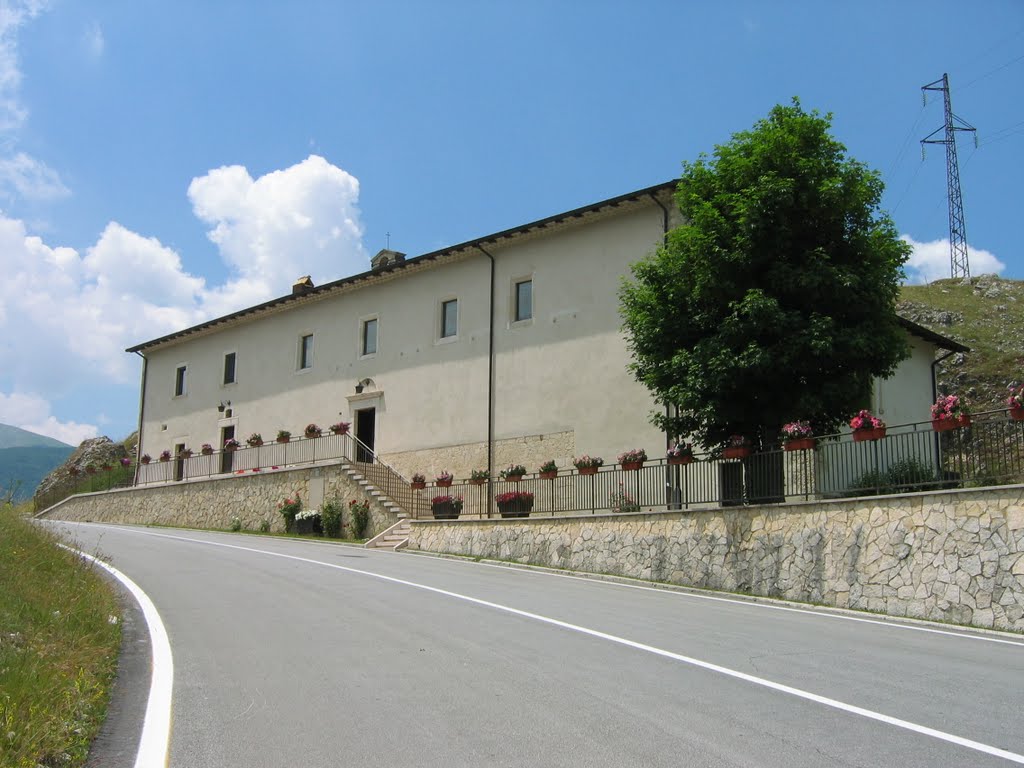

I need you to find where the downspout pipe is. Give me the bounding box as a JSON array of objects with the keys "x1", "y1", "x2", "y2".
[
  {"x1": 648, "y1": 193, "x2": 675, "y2": 507},
  {"x1": 930, "y1": 349, "x2": 957, "y2": 403},
  {"x1": 133, "y1": 350, "x2": 148, "y2": 486},
  {"x1": 478, "y1": 244, "x2": 497, "y2": 517}
]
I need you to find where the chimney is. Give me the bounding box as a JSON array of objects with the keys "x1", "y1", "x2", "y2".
[
  {"x1": 292, "y1": 275, "x2": 314, "y2": 296},
  {"x1": 371, "y1": 249, "x2": 406, "y2": 271}
]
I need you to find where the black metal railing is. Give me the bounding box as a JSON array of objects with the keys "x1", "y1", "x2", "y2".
[{"x1": 410, "y1": 408, "x2": 1024, "y2": 519}]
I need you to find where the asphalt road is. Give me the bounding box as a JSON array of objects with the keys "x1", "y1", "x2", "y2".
[{"x1": 47, "y1": 521, "x2": 1024, "y2": 768}]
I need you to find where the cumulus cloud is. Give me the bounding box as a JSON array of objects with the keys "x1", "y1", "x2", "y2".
[
  {"x1": 189, "y1": 154, "x2": 366, "y2": 300},
  {"x1": 901, "y1": 235, "x2": 1006, "y2": 284},
  {"x1": 0, "y1": 151, "x2": 70, "y2": 200},
  {"x1": 0, "y1": 155, "x2": 368, "y2": 438},
  {"x1": 0, "y1": 391, "x2": 97, "y2": 446}
]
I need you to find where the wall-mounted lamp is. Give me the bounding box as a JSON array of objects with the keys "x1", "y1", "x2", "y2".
[
  {"x1": 218, "y1": 400, "x2": 231, "y2": 413},
  {"x1": 355, "y1": 378, "x2": 372, "y2": 394}
]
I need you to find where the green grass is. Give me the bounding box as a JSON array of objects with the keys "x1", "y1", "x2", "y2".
[
  {"x1": 0, "y1": 503, "x2": 121, "y2": 768},
  {"x1": 900, "y1": 277, "x2": 1024, "y2": 409}
]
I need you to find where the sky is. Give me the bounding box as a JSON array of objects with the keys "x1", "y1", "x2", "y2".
[{"x1": 0, "y1": 0, "x2": 1021, "y2": 446}]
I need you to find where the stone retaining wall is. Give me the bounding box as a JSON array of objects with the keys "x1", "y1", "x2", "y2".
[
  {"x1": 38, "y1": 463, "x2": 398, "y2": 538},
  {"x1": 410, "y1": 485, "x2": 1024, "y2": 632}
]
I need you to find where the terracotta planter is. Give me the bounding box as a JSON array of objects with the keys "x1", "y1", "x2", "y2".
[
  {"x1": 621, "y1": 461, "x2": 644, "y2": 471},
  {"x1": 248, "y1": 440, "x2": 263, "y2": 448},
  {"x1": 668, "y1": 456, "x2": 693, "y2": 466},
  {"x1": 225, "y1": 445, "x2": 238, "y2": 453},
  {"x1": 159, "y1": 456, "x2": 170, "y2": 463},
  {"x1": 201, "y1": 448, "x2": 214, "y2": 456},
  {"x1": 723, "y1": 446, "x2": 751, "y2": 459},
  {"x1": 330, "y1": 427, "x2": 349, "y2": 436},
  {"x1": 932, "y1": 416, "x2": 971, "y2": 432},
  {"x1": 577, "y1": 466, "x2": 599, "y2": 476},
  {"x1": 1011, "y1": 406, "x2": 1024, "y2": 422},
  {"x1": 140, "y1": 457, "x2": 151, "y2": 464},
  {"x1": 277, "y1": 436, "x2": 290, "y2": 444},
  {"x1": 411, "y1": 481, "x2": 426, "y2": 490},
  {"x1": 852, "y1": 427, "x2": 886, "y2": 442},
  {"x1": 469, "y1": 478, "x2": 487, "y2": 486},
  {"x1": 305, "y1": 432, "x2": 321, "y2": 439},
  {"x1": 435, "y1": 479, "x2": 453, "y2": 488},
  {"x1": 539, "y1": 471, "x2": 558, "y2": 480},
  {"x1": 783, "y1": 438, "x2": 816, "y2": 452},
  {"x1": 502, "y1": 474, "x2": 524, "y2": 483}
]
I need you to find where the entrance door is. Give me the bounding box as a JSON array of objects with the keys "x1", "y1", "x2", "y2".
[
  {"x1": 220, "y1": 426, "x2": 235, "y2": 474},
  {"x1": 355, "y1": 408, "x2": 375, "y2": 463},
  {"x1": 173, "y1": 442, "x2": 186, "y2": 482}
]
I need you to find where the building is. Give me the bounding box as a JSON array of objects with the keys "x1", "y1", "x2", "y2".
[{"x1": 127, "y1": 180, "x2": 965, "y2": 499}]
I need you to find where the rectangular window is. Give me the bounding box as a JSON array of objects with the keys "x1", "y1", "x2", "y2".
[
  {"x1": 514, "y1": 279, "x2": 533, "y2": 322},
  {"x1": 361, "y1": 318, "x2": 378, "y2": 356},
  {"x1": 299, "y1": 334, "x2": 314, "y2": 370},
  {"x1": 441, "y1": 299, "x2": 458, "y2": 339},
  {"x1": 174, "y1": 365, "x2": 187, "y2": 397},
  {"x1": 223, "y1": 352, "x2": 236, "y2": 385}
]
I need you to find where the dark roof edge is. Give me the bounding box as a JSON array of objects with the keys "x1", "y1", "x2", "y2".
[
  {"x1": 897, "y1": 317, "x2": 970, "y2": 353},
  {"x1": 127, "y1": 179, "x2": 679, "y2": 354}
]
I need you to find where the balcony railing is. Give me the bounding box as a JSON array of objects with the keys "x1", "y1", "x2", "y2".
[{"x1": 410, "y1": 409, "x2": 1024, "y2": 520}]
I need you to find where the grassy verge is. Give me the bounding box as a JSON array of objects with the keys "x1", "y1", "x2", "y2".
[{"x1": 0, "y1": 503, "x2": 121, "y2": 768}]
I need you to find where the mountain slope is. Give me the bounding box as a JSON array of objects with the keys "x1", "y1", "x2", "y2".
[
  {"x1": 0, "y1": 445, "x2": 75, "y2": 502},
  {"x1": 898, "y1": 274, "x2": 1024, "y2": 410},
  {"x1": 0, "y1": 424, "x2": 72, "y2": 450}
]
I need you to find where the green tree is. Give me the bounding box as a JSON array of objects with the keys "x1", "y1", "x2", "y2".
[{"x1": 620, "y1": 100, "x2": 910, "y2": 452}]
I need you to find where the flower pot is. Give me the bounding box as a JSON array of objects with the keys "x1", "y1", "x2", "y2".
[
  {"x1": 305, "y1": 432, "x2": 321, "y2": 439},
  {"x1": 225, "y1": 445, "x2": 238, "y2": 453},
  {"x1": 723, "y1": 447, "x2": 751, "y2": 459},
  {"x1": 852, "y1": 427, "x2": 886, "y2": 442},
  {"x1": 783, "y1": 438, "x2": 816, "y2": 452},
  {"x1": 201, "y1": 448, "x2": 213, "y2": 456},
  {"x1": 140, "y1": 457, "x2": 151, "y2": 464},
  {"x1": 577, "y1": 466, "x2": 599, "y2": 476},
  {"x1": 668, "y1": 455, "x2": 693, "y2": 466},
  {"x1": 435, "y1": 479, "x2": 453, "y2": 488},
  {"x1": 159, "y1": 456, "x2": 170, "y2": 463},
  {"x1": 932, "y1": 416, "x2": 971, "y2": 432},
  {"x1": 330, "y1": 427, "x2": 349, "y2": 435},
  {"x1": 621, "y1": 461, "x2": 644, "y2": 471},
  {"x1": 411, "y1": 481, "x2": 426, "y2": 490},
  {"x1": 469, "y1": 478, "x2": 486, "y2": 486},
  {"x1": 1011, "y1": 406, "x2": 1024, "y2": 422},
  {"x1": 277, "y1": 437, "x2": 290, "y2": 444},
  {"x1": 248, "y1": 440, "x2": 263, "y2": 448},
  {"x1": 295, "y1": 517, "x2": 318, "y2": 535},
  {"x1": 503, "y1": 474, "x2": 524, "y2": 483},
  {"x1": 431, "y1": 502, "x2": 461, "y2": 520},
  {"x1": 539, "y1": 471, "x2": 558, "y2": 480},
  {"x1": 497, "y1": 500, "x2": 533, "y2": 518}
]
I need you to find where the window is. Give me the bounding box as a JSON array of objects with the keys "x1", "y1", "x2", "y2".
[
  {"x1": 299, "y1": 334, "x2": 314, "y2": 370},
  {"x1": 223, "y1": 352, "x2": 236, "y2": 385},
  {"x1": 174, "y1": 365, "x2": 187, "y2": 397},
  {"x1": 514, "y1": 279, "x2": 533, "y2": 322},
  {"x1": 361, "y1": 318, "x2": 378, "y2": 356},
  {"x1": 440, "y1": 299, "x2": 458, "y2": 339}
]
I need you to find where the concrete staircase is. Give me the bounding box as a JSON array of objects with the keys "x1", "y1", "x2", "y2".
[
  {"x1": 340, "y1": 463, "x2": 412, "y2": 550},
  {"x1": 365, "y1": 518, "x2": 412, "y2": 550}
]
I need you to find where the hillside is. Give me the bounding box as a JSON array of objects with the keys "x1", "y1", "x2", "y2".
[
  {"x1": 0, "y1": 433, "x2": 74, "y2": 502},
  {"x1": 899, "y1": 274, "x2": 1024, "y2": 411},
  {"x1": 0, "y1": 423, "x2": 72, "y2": 450}
]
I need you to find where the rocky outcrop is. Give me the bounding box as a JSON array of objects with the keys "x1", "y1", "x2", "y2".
[{"x1": 33, "y1": 436, "x2": 132, "y2": 506}]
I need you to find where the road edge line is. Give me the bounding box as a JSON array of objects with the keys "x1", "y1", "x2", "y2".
[{"x1": 60, "y1": 544, "x2": 173, "y2": 768}]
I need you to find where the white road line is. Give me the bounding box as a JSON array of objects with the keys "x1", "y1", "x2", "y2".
[
  {"x1": 73, "y1": 525, "x2": 1024, "y2": 764},
  {"x1": 60, "y1": 544, "x2": 174, "y2": 768},
  {"x1": 465, "y1": 558, "x2": 1024, "y2": 647}
]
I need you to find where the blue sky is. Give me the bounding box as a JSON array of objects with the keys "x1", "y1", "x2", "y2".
[{"x1": 0, "y1": 0, "x2": 1021, "y2": 445}]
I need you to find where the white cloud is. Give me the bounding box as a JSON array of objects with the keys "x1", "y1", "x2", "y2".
[
  {"x1": 0, "y1": 155, "x2": 368, "y2": 437},
  {"x1": 0, "y1": 151, "x2": 69, "y2": 200},
  {"x1": 82, "y1": 20, "x2": 104, "y2": 58},
  {"x1": 900, "y1": 235, "x2": 1005, "y2": 284},
  {"x1": 0, "y1": 391, "x2": 97, "y2": 446},
  {"x1": 189, "y1": 154, "x2": 367, "y2": 298}
]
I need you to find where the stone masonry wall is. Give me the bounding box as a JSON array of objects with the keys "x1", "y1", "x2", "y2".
[
  {"x1": 410, "y1": 485, "x2": 1024, "y2": 632},
  {"x1": 38, "y1": 463, "x2": 399, "y2": 538}
]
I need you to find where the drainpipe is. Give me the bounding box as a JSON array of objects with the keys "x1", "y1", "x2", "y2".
[
  {"x1": 649, "y1": 193, "x2": 674, "y2": 506},
  {"x1": 930, "y1": 349, "x2": 956, "y2": 403},
  {"x1": 478, "y1": 244, "x2": 497, "y2": 517},
  {"x1": 133, "y1": 351, "x2": 148, "y2": 485}
]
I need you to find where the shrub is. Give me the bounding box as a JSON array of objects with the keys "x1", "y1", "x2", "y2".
[
  {"x1": 321, "y1": 499, "x2": 343, "y2": 538},
  {"x1": 229, "y1": 516, "x2": 242, "y2": 532},
  {"x1": 609, "y1": 482, "x2": 640, "y2": 513},
  {"x1": 258, "y1": 519, "x2": 271, "y2": 533},
  {"x1": 349, "y1": 499, "x2": 371, "y2": 538},
  {"x1": 278, "y1": 496, "x2": 302, "y2": 532},
  {"x1": 470, "y1": 468, "x2": 489, "y2": 481}
]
